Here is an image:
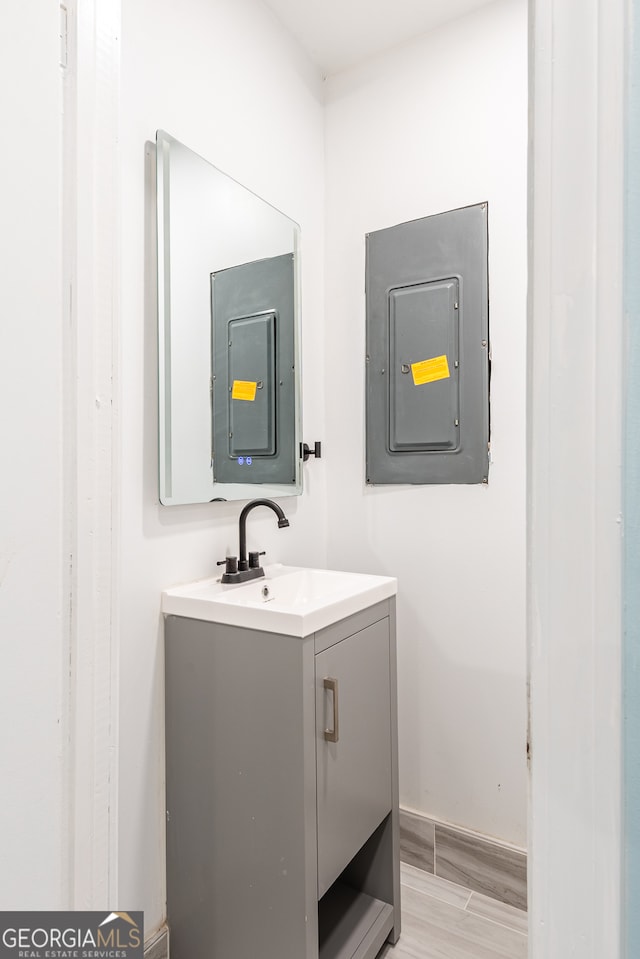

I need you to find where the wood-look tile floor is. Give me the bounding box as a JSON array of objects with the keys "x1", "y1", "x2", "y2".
[{"x1": 380, "y1": 863, "x2": 528, "y2": 959}]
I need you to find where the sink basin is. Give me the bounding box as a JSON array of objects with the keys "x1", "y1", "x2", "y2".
[{"x1": 161, "y1": 564, "x2": 397, "y2": 636}]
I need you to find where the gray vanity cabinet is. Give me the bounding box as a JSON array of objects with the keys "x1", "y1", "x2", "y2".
[{"x1": 164, "y1": 598, "x2": 400, "y2": 959}]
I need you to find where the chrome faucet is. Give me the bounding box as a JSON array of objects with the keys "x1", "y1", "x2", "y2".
[{"x1": 218, "y1": 498, "x2": 290, "y2": 584}]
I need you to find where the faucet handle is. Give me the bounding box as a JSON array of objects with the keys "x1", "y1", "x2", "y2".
[
  {"x1": 248, "y1": 551, "x2": 266, "y2": 570},
  {"x1": 217, "y1": 556, "x2": 238, "y2": 575}
]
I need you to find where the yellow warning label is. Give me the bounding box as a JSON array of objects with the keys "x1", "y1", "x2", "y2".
[
  {"x1": 411, "y1": 355, "x2": 451, "y2": 386},
  {"x1": 231, "y1": 380, "x2": 257, "y2": 401}
]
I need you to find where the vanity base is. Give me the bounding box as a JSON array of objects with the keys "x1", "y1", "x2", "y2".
[{"x1": 165, "y1": 599, "x2": 400, "y2": 959}]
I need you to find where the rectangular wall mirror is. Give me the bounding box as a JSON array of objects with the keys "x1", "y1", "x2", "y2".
[{"x1": 156, "y1": 130, "x2": 302, "y2": 505}]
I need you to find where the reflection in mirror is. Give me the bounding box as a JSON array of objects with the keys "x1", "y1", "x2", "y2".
[{"x1": 156, "y1": 130, "x2": 302, "y2": 505}]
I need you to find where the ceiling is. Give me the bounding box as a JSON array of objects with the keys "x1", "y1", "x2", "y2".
[{"x1": 262, "y1": 0, "x2": 497, "y2": 76}]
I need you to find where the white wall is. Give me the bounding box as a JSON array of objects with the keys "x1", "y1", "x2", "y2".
[
  {"x1": 0, "y1": 2, "x2": 66, "y2": 906},
  {"x1": 324, "y1": 0, "x2": 528, "y2": 846},
  {"x1": 118, "y1": 0, "x2": 327, "y2": 931}
]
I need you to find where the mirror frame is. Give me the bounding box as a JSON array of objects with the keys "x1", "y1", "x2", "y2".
[{"x1": 156, "y1": 130, "x2": 303, "y2": 505}]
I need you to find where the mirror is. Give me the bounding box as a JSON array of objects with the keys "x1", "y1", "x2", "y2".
[{"x1": 156, "y1": 130, "x2": 302, "y2": 505}]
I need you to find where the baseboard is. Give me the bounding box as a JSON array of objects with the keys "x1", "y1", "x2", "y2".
[
  {"x1": 144, "y1": 925, "x2": 169, "y2": 959},
  {"x1": 399, "y1": 808, "x2": 527, "y2": 911}
]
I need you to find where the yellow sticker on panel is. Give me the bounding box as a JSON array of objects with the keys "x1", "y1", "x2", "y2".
[
  {"x1": 411, "y1": 355, "x2": 450, "y2": 386},
  {"x1": 231, "y1": 380, "x2": 257, "y2": 401}
]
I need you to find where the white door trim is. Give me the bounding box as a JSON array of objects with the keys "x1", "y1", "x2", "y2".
[
  {"x1": 62, "y1": 0, "x2": 121, "y2": 907},
  {"x1": 528, "y1": 0, "x2": 624, "y2": 954}
]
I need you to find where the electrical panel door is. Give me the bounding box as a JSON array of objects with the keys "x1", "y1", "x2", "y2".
[
  {"x1": 388, "y1": 279, "x2": 460, "y2": 453},
  {"x1": 227, "y1": 312, "x2": 276, "y2": 457},
  {"x1": 211, "y1": 253, "x2": 296, "y2": 485}
]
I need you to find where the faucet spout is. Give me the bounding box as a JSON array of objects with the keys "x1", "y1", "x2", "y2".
[{"x1": 238, "y1": 498, "x2": 289, "y2": 573}]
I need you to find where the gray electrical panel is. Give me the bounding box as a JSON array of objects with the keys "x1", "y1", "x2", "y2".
[
  {"x1": 211, "y1": 253, "x2": 296, "y2": 484},
  {"x1": 366, "y1": 203, "x2": 489, "y2": 485}
]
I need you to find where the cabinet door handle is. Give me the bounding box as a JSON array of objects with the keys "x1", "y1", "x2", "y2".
[{"x1": 323, "y1": 677, "x2": 339, "y2": 743}]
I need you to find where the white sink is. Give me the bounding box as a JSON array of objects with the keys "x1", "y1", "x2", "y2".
[{"x1": 161, "y1": 564, "x2": 397, "y2": 636}]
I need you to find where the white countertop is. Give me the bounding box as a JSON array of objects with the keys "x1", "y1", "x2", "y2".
[{"x1": 161, "y1": 564, "x2": 397, "y2": 637}]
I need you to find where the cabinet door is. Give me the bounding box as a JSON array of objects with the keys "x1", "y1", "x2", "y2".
[{"x1": 316, "y1": 618, "x2": 392, "y2": 898}]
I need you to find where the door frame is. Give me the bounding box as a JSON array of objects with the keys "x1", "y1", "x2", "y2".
[
  {"x1": 62, "y1": 0, "x2": 121, "y2": 907},
  {"x1": 527, "y1": 0, "x2": 625, "y2": 954}
]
